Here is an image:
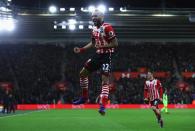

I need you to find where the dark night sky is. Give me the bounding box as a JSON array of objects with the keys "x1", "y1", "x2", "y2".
[{"x1": 11, "y1": 0, "x2": 195, "y2": 9}]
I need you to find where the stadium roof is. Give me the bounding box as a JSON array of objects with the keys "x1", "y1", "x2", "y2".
[
  {"x1": 1, "y1": 0, "x2": 195, "y2": 43},
  {"x1": 12, "y1": 0, "x2": 195, "y2": 9}
]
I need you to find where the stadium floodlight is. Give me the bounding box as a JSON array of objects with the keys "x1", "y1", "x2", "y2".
[
  {"x1": 62, "y1": 25, "x2": 66, "y2": 29},
  {"x1": 0, "y1": 19, "x2": 15, "y2": 32},
  {"x1": 120, "y1": 7, "x2": 127, "y2": 12},
  {"x1": 152, "y1": 14, "x2": 175, "y2": 17},
  {"x1": 108, "y1": 7, "x2": 114, "y2": 11},
  {"x1": 54, "y1": 25, "x2": 57, "y2": 29},
  {"x1": 68, "y1": 19, "x2": 77, "y2": 25},
  {"x1": 62, "y1": 21, "x2": 66, "y2": 24},
  {"x1": 69, "y1": 24, "x2": 76, "y2": 30},
  {"x1": 68, "y1": 19, "x2": 77, "y2": 30},
  {"x1": 60, "y1": 8, "x2": 65, "y2": 11},
  {"x1": 69, "y1": 8, "x2": 75, "y2": 11},
  {"x1": 81, "y1": 7, "x2": 88, "y2": 12},
  {"x1": 54, "y1": 21, "x2": 57, "y2": 24},
  {"x1": 88, "y1": 25, "x2": 93, "y2": 29},
  {"x1": 81, "y1": 7, "x2": 84, "y2": 11},
  {"x1": 88, "y1": 21, "x2": 93, "y2": 24},
  {"x1": 49, "y1": 5, "x2": 57, "y2": 13},
  {"x1": 79, "y1": 25, "x2": 84, "y2": 29},
  {"x1": 88, "y1": 5, "x2": 96, "y2": 12},
  {"x1": 0, "y1": 7, "x2": 7, "y2": 12},
  {"x1": 6, "y1": 19, "x2": 15, "y2": 31},
  {"x1": 97, "y1": 4, "x2": 106, "y2": 13}
]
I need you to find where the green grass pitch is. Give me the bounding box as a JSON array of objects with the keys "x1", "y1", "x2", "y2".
[{"x1": 0, "y1": 109, "x2": 195, "y2": 131}]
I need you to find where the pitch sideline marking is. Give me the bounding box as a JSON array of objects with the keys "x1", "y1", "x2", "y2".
[{"x1": 0, "y1": 110, "x2": 47, "y2": 119}]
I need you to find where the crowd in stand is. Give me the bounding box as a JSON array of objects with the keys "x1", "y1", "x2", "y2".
[
  {"x1": 0, "y1": 43, "x2": 194, "y2": 107},
  {"x1": 174, "y1": 44, "x2": 195, "y2": 72},
  {"x1": 0, "y1": 44, "x2": 64, "y2": 105}
]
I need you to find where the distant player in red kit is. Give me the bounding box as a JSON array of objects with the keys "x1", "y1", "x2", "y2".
[
  {"x1": 144, "y1": 72, "x2": 164, "y2": 128},
  {"x1": 73, "y1": 9, "x2": 118, "y2": 115}
]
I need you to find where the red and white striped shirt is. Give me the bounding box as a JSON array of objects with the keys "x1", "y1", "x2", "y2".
[
  {"x1": 91, "y1": 23, "x2": 116, "y2": 54},
  {"x1": 144, "y1": 79, "x2": 163, "y2": 101}
]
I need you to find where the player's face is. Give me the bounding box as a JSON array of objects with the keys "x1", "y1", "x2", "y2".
[
  {"x1": 147, "y1": 72, "x2": 153, "y2": 80},
  {"x1": 92, "y1": 15, "x2": 103, "y2": 26}
]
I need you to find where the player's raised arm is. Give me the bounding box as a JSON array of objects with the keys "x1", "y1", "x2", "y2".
[{"x1": 73, "y1": 41, "x2": 94, "y2": 54}]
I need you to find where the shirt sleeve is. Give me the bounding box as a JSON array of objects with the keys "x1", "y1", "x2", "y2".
[
  {"x1": 104, "y1": 25, "x2": 116, "y2": 41},
  {"x1": 144, "y1": 82, "x2": 148, "y2": 99}
]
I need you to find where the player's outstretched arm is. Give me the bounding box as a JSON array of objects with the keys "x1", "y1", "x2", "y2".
[{"x1": 74, "y1": 41, "x2": 94, "y2": 53}]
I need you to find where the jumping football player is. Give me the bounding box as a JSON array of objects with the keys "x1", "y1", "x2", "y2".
[
  {"x1": 73, "y1": 9, "x2": 118, "y2": 115},
  {"x1": 144, "y1": 72, "x2": 164, "y2": 128}
]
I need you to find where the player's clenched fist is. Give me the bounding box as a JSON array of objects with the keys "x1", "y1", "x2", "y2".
[
  {"x1": 74, "y1": 47, "x2": 85, "y2": 53},
  {"x1": 74, "y1": 47, "x2": 81, "y2": 53}
]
